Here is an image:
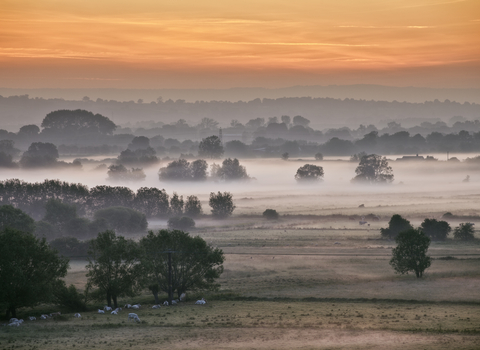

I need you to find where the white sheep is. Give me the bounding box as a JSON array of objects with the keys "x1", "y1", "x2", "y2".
[
  {"x1": 104, "y1": 306, "x2": 112, "y2": 311},
  {"x1": 171, "y1": 300, "x2": 178, "y2": 305},
  {"x1": 9, "y1": 318, "x2": 18, "y2": 323},
  {"x1": 98, "y1": 309, "x2": 105, "y2": 314},
  {"x1": 111, "y1": 310, "x2": 118, "y2": 315},
  {"x1": 29, "y1": 316, "x2": 36, "y2": 321},
  {"x1": 128, "y1": 313, "x2": 141, "y2": 322},
  {"x1": 151, "y1": 305, "x2": 161, "y2": 309},
  {"x1": 163, "y1": 301, "x2": 169, "y2": 306},
  {"x1": 74, "y1": 313, "x2": 81, "y2": 318},
  {"x1": 8, "y1": 322, "x2": 20, "y2": 327},
  {"x1": 179, "y1": 293, "x2": 186, "y2": 301},
  {"x1": 124, "y1": 304, "x2": 132, "y2": 309},
  {"x1": 40, "y1": 314, "x2": 49, "y2": 320},
  {"x1": 195, "y1": 298, "x2": 207, "y2": 305},
  {"x1": 131, "y1": 304, "x2": 140, "y2": 309}
]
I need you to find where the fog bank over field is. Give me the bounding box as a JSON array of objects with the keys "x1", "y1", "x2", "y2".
[{"x1": 2, "y1": 157, "x2": 479, "y2": 220}]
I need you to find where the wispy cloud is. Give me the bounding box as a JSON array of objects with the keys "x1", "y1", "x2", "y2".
[
  {"x1": 187, "y1": 41, "x2": 378, "y2": 47},
  {"x1": 337, "y1": 25, "x2": 435, "y2": 29}
]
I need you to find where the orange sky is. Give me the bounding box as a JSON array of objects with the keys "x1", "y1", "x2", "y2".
[{"x1": 1, "y1": 0, "x2": 479, "y2": 88}]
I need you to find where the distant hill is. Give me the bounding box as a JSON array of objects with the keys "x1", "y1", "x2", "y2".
[{"x1": 1, "y1": 85, "x2": 479, "y2": 104}]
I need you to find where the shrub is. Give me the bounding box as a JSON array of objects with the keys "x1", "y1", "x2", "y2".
[
  {"x1": 453, "y1": 223, "x2": 475, "y2": 241},
  {"x1": 263, "y1": 209, "x2": 279, "y2": 220},
  {"x1": 209, "y1": 191, "x2": 235, "y2": 218}
]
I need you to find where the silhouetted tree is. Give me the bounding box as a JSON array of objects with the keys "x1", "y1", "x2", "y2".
[
  {"x1": 198, "y1": 135, "x2": 224, "y2": 159},
  {"x1": 20, "y1": 142, "x2": 59, "y2": 168},
  {"x1": 209, "y1": 191, "x2": 235, "y2": 218},
  {"x1": 0, "y1": 228, "x2": 69, "y2": 318},
  {"x1": 314, "y1": 153, "x2": 323, "y2": 161},
  {"x1": 41, "y1": 109, "x2": 116, "y2": 136},
  {"x1": 295, "y1": 164, "x2": 324, "y2": 181},
  {"x1": 453, "y1": 222, "x2": 475, "y2": 241},
  {"x1": 184, "y1": 195, "x2": 202, "y2": 217},
  {"x1": 213, "y1": 158, "x2": 250, "y2": 181},
  {"x1": 381, "y1": 214, "x2": 413, "y2": 239},
  {"x1": 170, "y1": 192, "x2": 184, "y2": 216},
  {"x1": 352, "y1": 154, "x2": 394, "y2": 184},
  {"x1": 263, "y1": 209, "x2": 279, "y2": 220},
  {"x1": 390, "y1": 228, "x2": 431, "y2": 278},
  {"x1": 86, "y1": 231, "x2": 141, "y2": 308},
  {"x1": 134, "y1": 187, "x2": 170, "y2": 217},
  {"x1": 420, "y1": 218, "x2": 451, "y2": 241}
]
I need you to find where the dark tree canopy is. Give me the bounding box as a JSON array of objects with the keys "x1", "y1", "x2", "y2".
[
  {"x1": 213, "y1": 158, "x2": 250, "y2": 181},
  {"x1": 170, "y1": 192, "x2": 184, "y2": 216},
  {"x1": 159, "y1": 159, "x2": 208, "y2": 181},
  {"x1": 0, "y1": 228, "x2": 69, "y2": 318},
  {"x1": 352, "y1": 154, "x2": 394, "y2": 184},
  {"x1": 420, "y1": 218, "x2": 451, "y2": 241},
  {"x1": 20, "y1": 142, "x2": 59, "y2": 168},
  {"x1": 381, "y1": 214, "x2": 413, "y2": 239},
  {"x1": 133, "y1": 187, "x2": 170, "y2": 217},
  {"x1": 293, "y1": 115, "x2": 310, "y2": 127},
  {"x1": 107, "y1": 164, "x2": 146, "y2": 182},
  {"x1": 139, "y1": 229, "x2": 224, "y2": 303},
  {"x1": 295, "y1": 164, "x2": 324, "y2": 181},
  {"x1": 453, "y1": 222, "x2": 475, "y2": 241},
  {"x1": 209, "y1": 191, "x2": 235, "y2": 218},
  {"x1": 198, "y1": 135, "x2": 224, "y2": 159},
  {"x1": 86, "y1": 231, "x2": 141, "y2": 308},
  {"x1": 93, "y1": 206, "x2": 148, "y2": 234},
  {"x1": 184, "y1": 195, "x2": 202, "y2": 217},
  {"x1": 390, "y1": 228, "x2": 432, "y2": 278},
  {"x1": 18, "y1": 124, "x2": 40, "y2": 136},
  {"x1": 0, "y1": 205, "x2": 36, "y2": 233},
  {"x1": 41, "y1": 109, "x2": 116, "y2": 135}
]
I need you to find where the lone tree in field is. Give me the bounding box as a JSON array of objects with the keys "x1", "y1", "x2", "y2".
[
  {"x1": 263, "y1": 209, "x2": 279, "y2": 220},
  {"x1": 198, "y1": 135, "x2": 224, "y2": 159},
  {"x1": 0, "y1": 228, "x2": 69, "y2": 318},
  {"x1": 390, "y1": 228, "x2": 432, "y2": 278},
  {"x1": 209, "y1": 191, "x2": 235, "y2": 218},
  {"x1": 380, "y1": 214, "x2": 413, "y2": 239},
  {"x1": 420, "y1": 218, "x2": 451, "y2": 241},
  {"x1": 139, "y1": 229, "x2": 224, "y2": 304},
  {"x1": 453, "y1": 222, "x2": 475, "y2": 241},
  {"x1": 352, "y1": 154, "x2": 394, "y2": 184},
  {"x1": 86, "y1": 231, "x2": 142, "y2": 308},
  {"x1": 295, "y1": 164, "x2": 324, "y2": 182}
]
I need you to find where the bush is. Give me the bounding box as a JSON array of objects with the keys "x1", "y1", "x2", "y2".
[
  {"x1": 54, "y1": 283, "x2": 87, "y2": 311},
  {"x1": 295, "y1": 164, "x2": 324, "y2": 181},
  {"x1": 184, "y1": 195, "x2": 202, "y2": 217},
  {"x1": 314, "y1": 153, "x2": 323, "y2": 161},
  {"x1": 263, "y1": 209, "x2": 279, "y2": 220},
  {"x1": 168, "y1": 217, "x2": 195, "y2": 230},
  {"x1": 381, "y1": 214, "x2": 413, "y2": 239},
  {"x1": 420, "y1": 218, "x2": 451, "y2": 241}
]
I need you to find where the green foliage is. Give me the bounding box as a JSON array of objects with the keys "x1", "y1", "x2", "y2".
[
  {"x1": 263, "y1": 209, "x2": 279, "y2": 220},
  {"x1": 0, "y1": 228, "x2": 69, "y2": 318},
  {"x1": 54, "y1": 283, "x2": 87, "y2": 311},
  {"x1": 352, "y1": 154, "x2": 394, "y2": 184},
  {"x1": 390, "y1": 228, "x2": 432, "y2": 278},
  {"x1": 93, "y1": 207, "x2": 147, "y2": 234},
  {"x1": 209, "y1": 191, "x2": 235, "y2": 218},
  {"x1": 295, "y1": 164, "x2": 324, "y2": 181},
  {"x1": 139, "y1": 229, "x2": 224, "y2": 299},
  {"x1": 213, "y1": 158, "x2": 250, "y2": 181},
  {"x1": 420, "y1": 218, "x2": 451, "y2": 241},
  {"x1": 168, "y1": 216, "x2": 195, "y2": 230},
  {"x1": 453, "y1": 222, "x2": 475, "y2": 241},
  {"x1": 184, "y1": 195, "x2": 202, "y2": 217},
  {"x1": 0, "y1": 204, "x2": 35, "y2": 233},
  {"x1": 198, "y1": 135, "x2": 224, "y2": 159},
  {"x1": 381, "y1": 214, "x2": 413, "y2": 239},
  {"x1": 86, "y1": 231, "x2": 142, "y2": 308}
]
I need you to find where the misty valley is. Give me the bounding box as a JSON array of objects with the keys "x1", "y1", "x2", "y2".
[{"x1": 1, "y1": 107, "x2": 480, "y2": 350}]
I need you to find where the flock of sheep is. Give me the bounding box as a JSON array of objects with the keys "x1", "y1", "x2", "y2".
[{"x1": 3, "y1": 296, "x2": 207, "y2": 327}]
